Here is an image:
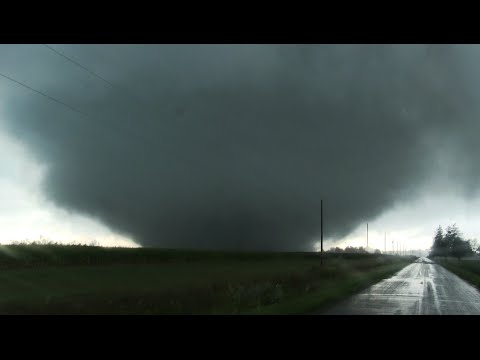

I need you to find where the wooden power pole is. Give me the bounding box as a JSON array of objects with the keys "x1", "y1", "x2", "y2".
[
  {"x1": 367, "y1": 223, "x2": 369, "y2": 249},
  {"x1": 321, "y1": 199, "x2": 323, "y2": 265}
]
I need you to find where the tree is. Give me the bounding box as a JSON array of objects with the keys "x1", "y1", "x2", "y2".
[
  {"x1": 451, "y1": 237, "x2": 473, "y2": 260},
  {"x1": 430, "y1": 226, "x2": 446, "y2": 257},
  {"x1": 326, "y1": 247, "x2": 344, "y2": 253},
  {"x1": 342, "y1": 246, "x2": 368, "y2": 254},
  {"x1": 469, "y1": 239, "x2": 479, "y2": 255},
  {"x1": 430, "y1": 224, "x2": 473, "y2": 259}
]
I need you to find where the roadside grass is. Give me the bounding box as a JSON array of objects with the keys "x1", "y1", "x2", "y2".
[
  {"x1": 0, "y1": 244, "x2": 415, "y2": 314},
  {"x1": 434, "y1": 257, "x2": 480, "y2": 291},
  {"x1": 250, "y1": 262, "x2": 408, "y2": 314}
]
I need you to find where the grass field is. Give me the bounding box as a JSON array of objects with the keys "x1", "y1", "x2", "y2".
[
  {"x1": 434, "y1": 257, "x2": 480, "y2": 291},
  {"x1": 0, "y1": 244, "x2": 415, "y2": 314}
]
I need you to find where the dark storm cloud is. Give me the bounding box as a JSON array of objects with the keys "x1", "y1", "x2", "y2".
[{"x1": 2, "y1": 44, "x2": 480, "y2": 250}]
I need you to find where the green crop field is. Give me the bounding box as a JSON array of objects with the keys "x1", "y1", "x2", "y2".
[{"x1": 0, "y1": 244, "x2": 415, "y2": 314}]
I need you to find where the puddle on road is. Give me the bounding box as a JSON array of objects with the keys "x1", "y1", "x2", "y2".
[{"x1": 415, "y1": 257, "x2": 434, "y2": 264}]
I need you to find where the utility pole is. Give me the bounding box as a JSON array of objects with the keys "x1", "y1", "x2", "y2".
[
  {"x1": 367, "y1": 223, "x2": 369, "y2": 249},
  {"x1": 392, "y1": 240, "x2": 394, "y2": 255},
  {"x1": 384, "y1": 232, "x2": 386, "y2": 254},
  {"x1": 321, "y1": 199, "x2": 323, "y2": 265}
]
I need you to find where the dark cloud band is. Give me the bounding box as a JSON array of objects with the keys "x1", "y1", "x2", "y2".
[{"x1": 2, "y1": 44, "x2": 479, "y2": 250}]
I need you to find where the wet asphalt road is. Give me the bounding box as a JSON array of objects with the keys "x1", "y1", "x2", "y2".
[{"x1": 322, "y1": 257, "x2": 480, "y2": 315}]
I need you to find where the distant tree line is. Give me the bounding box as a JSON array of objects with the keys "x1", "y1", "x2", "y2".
[
  {"x1": 327, "y1": 246, "x2": 381, "y2": 254},
  {"x1": 429, "y1": 224, "x2": 478, "y2": 259}
]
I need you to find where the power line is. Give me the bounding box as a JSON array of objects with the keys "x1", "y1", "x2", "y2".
[
  {"x1": 0, "y1": 70, "x2": 143, "y2": 146},
  {"x1": 2, "y1": 49, "x2": 198, "y2": 170},
  {"x1": 0, "y1": 72, "x2": 87, "y2": 117},
  {"x1": 41, "y1": 44, "x2": 161, "y2": 129},
  {"x1": 0, "y1": 68, "x2": 186, "y2": 166},
  {"x1": 42, "y1": 44, "x2": 117, "y2": 89}
]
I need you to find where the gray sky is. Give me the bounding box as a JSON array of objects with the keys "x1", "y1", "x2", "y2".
[
  {"x1": 0, "y1": 126, "x2": 137, "y2": 246},
  {"x1": 1, "y1": 44, "x2": 480, "y2": 251}
]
